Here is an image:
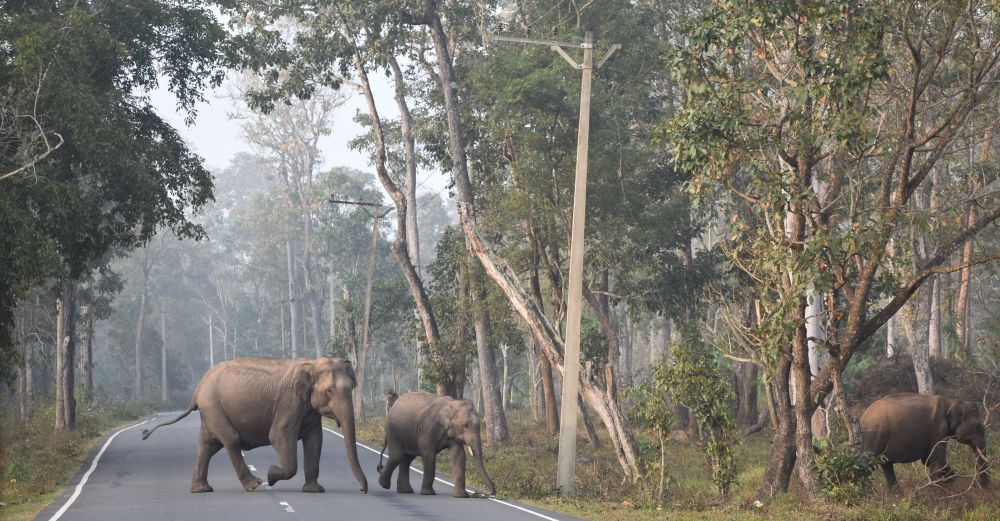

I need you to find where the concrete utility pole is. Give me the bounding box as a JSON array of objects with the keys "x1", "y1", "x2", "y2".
[{"x1": 490, "y1": 30, "x2": 619, "y2": 496}]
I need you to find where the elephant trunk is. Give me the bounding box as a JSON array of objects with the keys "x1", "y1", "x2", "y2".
[
  {"x1": 470, "y1": 436, "x2": 496, "y2": 496},
  {"x1": 335, "y1": 394, "x2": 368, "y2": 493},
  {"x1": 974, "y1": 446, "x2": 990, "y2": 488}
]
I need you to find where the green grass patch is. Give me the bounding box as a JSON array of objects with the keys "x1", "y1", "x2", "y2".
[{"x1": 0, "y1": 396, "x2": 153, "y2": 521}]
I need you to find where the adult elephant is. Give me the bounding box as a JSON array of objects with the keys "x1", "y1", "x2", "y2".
[
  {"x1": 861, "y1": 393, "x2": 989, "y2": 489},
  {"x1": 142, "y1": 357, "x2": 367, "y2": 494},
  {"x1": 377, "y1": 391, "x2": 496, "y2": 497}
]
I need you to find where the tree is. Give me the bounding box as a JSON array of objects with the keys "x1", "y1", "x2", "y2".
[
  {"x1": 667, "y1": 0, "x2": 1000, "y2": 497},
  {"x1": 1, "y1": 0, "x2": 231, "y2": 428}
]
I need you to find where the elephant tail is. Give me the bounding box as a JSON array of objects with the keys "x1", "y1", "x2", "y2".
[
  {"x1": 141, "y1": 400, "x2": 198, "y2": 440},
  {"x1": 377, "y1": 390, "x2": 397, "y2": 473},
  {"x1": 376, "y1": 437, "x2": 387, "y2": 473}
]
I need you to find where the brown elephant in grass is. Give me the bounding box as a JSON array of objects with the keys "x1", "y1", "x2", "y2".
[
  {"x1": 861, "y1": 393, "x2": 989, "y2": 489},
  {"x1": 376, "y1": 391, "x2": 496, "y2": 497},
  {"x1": 141, "y1": 357, "x2": 367, "y2": 494}
]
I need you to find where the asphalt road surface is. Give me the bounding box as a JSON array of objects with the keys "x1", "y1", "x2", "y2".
[{"x1": 35, "y1": 411, "x2": 579, "y2": 521}]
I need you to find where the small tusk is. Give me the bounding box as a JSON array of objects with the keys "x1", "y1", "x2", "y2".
[{"x1": 466, "y1": 445, "x2": 473, "y2": 456}]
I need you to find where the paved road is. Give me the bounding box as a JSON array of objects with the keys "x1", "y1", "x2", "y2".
[{"x1": 35, "y1": 411, "x2": 578, "y2": 521}]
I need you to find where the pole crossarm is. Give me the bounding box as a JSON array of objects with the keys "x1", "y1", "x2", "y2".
[
  {"x1": 328, "y1": 197, "x2": 385, "y2": 208},
  {"x1": 490, "y1": 33, "x2": 588, "y2": 49},
  {"x1": 489, "y1": 33, "x2": 620, "y2": 71}
]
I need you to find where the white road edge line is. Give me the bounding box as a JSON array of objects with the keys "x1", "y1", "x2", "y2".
[
  {"x1": 48, "y1": 418, "x2": 150, "y2": 521},
  {"x1": 322, "y1": 427, "x2": 561, "y2": 521}
]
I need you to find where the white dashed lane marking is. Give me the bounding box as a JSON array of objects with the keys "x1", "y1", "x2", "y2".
[{"x1": 279, "y1": 501, "x2": 295, "y2": 513}]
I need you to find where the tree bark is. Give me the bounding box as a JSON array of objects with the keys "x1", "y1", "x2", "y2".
[
  {"x1": 55, "y1": 276, "x2": 79, "y2": 432},
  {"x1": 349, "y1": 49, "x2": 441, "y2": 355},
  {"x1": 133, "y1": 250, "x2": 150, "y2": 401},
  {"x1": 82, "y1": 311, "x2": 94, "y2": 396},
  {"x1": 286, "y1": 240, "x2": 300, "y2": 358},
  {"x1": 527, "y1": 219, "x2": 559, "y2": 434},
  {"x1": 902, "y1": 284, "x2": 934, "y2": 394},
  {"x1": 735, "y1": 361, "x2": 759, "y2": 426},
  {"x1": 160, "y1": 299, "x2": 167, "y2": 403},
  {"x1": 760, "y1": 355, "x2": 795, "y2": 497},
  {"x1": 527, "y1": 334, "x2": 540, "y2": 421},
  {"x1": 473, "y1": 276, "x2": 508, "y2": 444},
  {"x1": 389, "y1": 57, "x2": 421, "y2": 275},
  {"x1": 578, "y1": 395, "x2": 600, "y2": 447}
]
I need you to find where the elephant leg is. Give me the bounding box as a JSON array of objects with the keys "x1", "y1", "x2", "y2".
[
  {"x1": 449, "y1": 444, "x2": 469, "y2": 498},
  {"x1": 420, "y1": 451, "x2": 437, "y2": 495},
  {"x1": 223, "y1": 442, "x2": 262, "y2": 491},
  {"x1": 926, "y1": 446, "x2": 955, "y2": 484},
  {"x1": 378, "y1": 443, "x2": 404, "y2": 490},
  {"x1": 267, "y1": 431, "x2": 299, "y2": 487},
  {"x1": 301, "y1": 426, "x2": 325, "y2": 493},
  {"x1": 191, "y1": 426, "x2": 221, "y2": 493},
  {"x1": 397, "y1": 454, "x2": 416, "y2": 494},
  {"x1": 880, "y1": 462, "x2": 898, "y2": 489}
]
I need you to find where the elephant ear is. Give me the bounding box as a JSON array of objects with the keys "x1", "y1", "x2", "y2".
[
  {"x1": 945, "y1": 400, "x2": 966, "y2": 435},
  {"x1": 289, "y1": 362, "x2": 315, "y2": 403},
  {"x1": 438, "y1": 401, "x2": 458, "y2": 439}
]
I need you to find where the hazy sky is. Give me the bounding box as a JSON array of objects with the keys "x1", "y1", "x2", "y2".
[{"x1": 149, "y1": 72, "x2": 450, "y2": 198}]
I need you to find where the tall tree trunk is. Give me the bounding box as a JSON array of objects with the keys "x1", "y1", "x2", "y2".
[
  {"x1": 886, "y1": 316, "x2": 897, "y2": 358},
  {"x1": 578, "y1": 395, "x2": 600, "y2": 447},
  {"x1": 760, "y1": 355, "x2": 795, "y2": 497},
  {"x1": 527, "y1": 335, "x2": 540, "y2": 421},
  {"x1": 527, "y1": 219, "x2": 558, "y2": 434},
  {"x1": 390, "y1": 57, "x2": 421, "y2": 275},
  {"x1": 280, "y1": 289, "x2": 287, "y2": 357},
  {"x1": 133, "y1": 254, "x2": 150, "y2": 401},
  {"x1": 902, "y1": 281, "x2": 933, "y2": 394},
  {"x1": 349, "y1": 50, "x2": 441, "y2": 356},
  {"x1": 55, "y1": 276, "x2": 79, "y2": 432},
  {"x1": 413, "y1": 0, "x2": 641, "y2": 480},
  {"x1": 473, "y1": 277, "x2": 508, "y2": 444},
  {"x1": 82, "y1": 311, "x2": 94, "y2": 396},
  {"x1": 927, "y1": 168, "x2": 942, "y2": 359},
  {"x1": 735, "y1": 361, "x2": 759, "y2": 426},
  {"x1": 286, "y1": 240, "x2": 300, "y2": 358},
  {"x1": 161, "y1": 299, "x2": 167, "y2": 403},
  {"x1": 928, "y1": 277, "x2": 942, "y2": 358}
]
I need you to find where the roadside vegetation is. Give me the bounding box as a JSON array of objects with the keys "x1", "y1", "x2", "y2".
[
  {"x1": 347, "y1": 405, "x2": 999, "y2": 521},
  {"x1": 0, "y1": 397, "x2": 152, "y2": 521}
]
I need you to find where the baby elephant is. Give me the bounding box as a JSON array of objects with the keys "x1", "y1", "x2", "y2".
[
  {"x1": 377, "y1": 391, "x2": 496, "y2": 497},
  {"x1": 861, "y1": 393, "x2": 989, "y2": 488}
]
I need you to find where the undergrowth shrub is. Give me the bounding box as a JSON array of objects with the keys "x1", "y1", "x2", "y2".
[{"x1": 813, "y1": 438, "x2": 879, "y2": 504}]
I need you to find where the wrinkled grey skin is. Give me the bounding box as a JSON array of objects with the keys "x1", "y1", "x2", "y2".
[
  {"x1": 142, "y1": 357, "x2": 368, "y2": 494},
  {"x1": 861, "y1": 393, "x2": 989, "y2": 489},
  {"x1": 377, "y1": 391, "x2": 496, "y2": 497}
]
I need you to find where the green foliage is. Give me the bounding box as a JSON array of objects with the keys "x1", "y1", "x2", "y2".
[
  {"x1": 660, "y1": 328, "x2": 738, "y2": 495},
  {"x1": 812, "y1": 439, "x2": 879, "y2": 504}
]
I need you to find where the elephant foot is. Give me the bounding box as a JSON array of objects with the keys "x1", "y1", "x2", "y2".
[
  {"x1": 302, "y1": 482, "x2": 326, "y2": 493},
  {"x1": 190, "y1": 483, "x2": 214, "y2": 493},
  {"x1": 453, "y1": 490, "x2": 470, "y2": 498},
  {"x1": 242, "y1": 476, "x2": 263, "y2": 492},
  {"x1": 420, "y1": 487, "x2": 436, "y2": 495},
  {"x1": 398, "y1": 483, "x2": 414, "y2": 494},
  {"x1": 267, "y1": 465, "x2": 295, "y2": 487},
  {"x1": 378, "y1": 473, "x2": 392, "y2": 490}
]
